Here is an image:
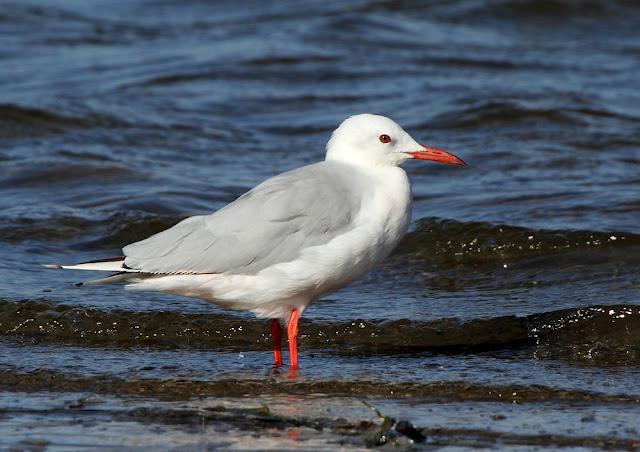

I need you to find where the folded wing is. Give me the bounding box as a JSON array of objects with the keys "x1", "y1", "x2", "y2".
[{"x1": 123, "y1": 161, "x2": 363, "y2": 275}]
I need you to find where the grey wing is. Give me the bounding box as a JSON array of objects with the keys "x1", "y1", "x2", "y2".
[{"x1": 122, "y1": 162, "x2": 363, "y2": 275}]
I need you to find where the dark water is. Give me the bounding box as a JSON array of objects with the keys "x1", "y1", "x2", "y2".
[{"x1": 2, "y1": 0, "x2": 640, "y2": 448}]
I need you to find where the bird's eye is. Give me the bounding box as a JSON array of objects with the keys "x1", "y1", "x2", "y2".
[{"x1": 379, "y1": 134, "x2": 392, "y2": 144}]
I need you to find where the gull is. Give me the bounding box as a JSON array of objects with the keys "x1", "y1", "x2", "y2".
[{"x1": 46, "y1": 114, "x2": 465, "y2": 370}]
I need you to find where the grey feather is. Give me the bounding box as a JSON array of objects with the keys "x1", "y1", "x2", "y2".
[{"x1": 123, "y1": 161, "x2": 366, "y2": 275}]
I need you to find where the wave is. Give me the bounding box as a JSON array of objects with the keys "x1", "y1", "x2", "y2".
[
  {"x1": 0, "y1": 104, "x2": 91, "y2": 136},
  {"x1": 531, "y1": 305, "x2": 640, "y2": 365},
  {"x1": 2, "y1": 299, "x2": 639, "y2": 365},
  {"x1": 415, "y1": 0, "x2": 639, "y2": 24},
  {"x1": 463, "y1": 0, "x2": 634, "y2": 20},
  {"x1": 82, "y1": 212, "x2": 182, "y2": 250},
  {"x1": 1, "y1": 368, "x2": 634, "y2": 403},
  {"x1": 428, "y1": 101, "x2": 585, "y2": 130},
  {"x1": 0, "y1": 104, "x2": 127, "y2": 138},
  {"x1": 0, "y1": 215, "x2": 93, "y2": 244},
  {"x1": 425, "y1": 99, "x2": 640, "y2": 130},
  {"x1": 0, "y1": 162, "x2": 144, "y2": 190},
  {"x1": 3, "y1": 214, "x2": 638, "y2": 267},
  {"x1": 0, "y1": 211, "x2": 180, "y2": 247},
  {"x1": 396, "y1": 218, "x2": 639, "y2": 264}
]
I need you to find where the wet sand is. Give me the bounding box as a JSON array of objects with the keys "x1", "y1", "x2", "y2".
[{"x1": 3, "y1": 372, "x2": 640, "y2": 449}]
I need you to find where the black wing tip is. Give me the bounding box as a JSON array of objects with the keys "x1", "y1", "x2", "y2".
[{"x1": 77, "y1": 256, "x2": 126, "y2": 265}]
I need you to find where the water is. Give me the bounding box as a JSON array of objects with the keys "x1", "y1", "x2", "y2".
[{"x1": 1, "y1": 0, "x2": 640, "y2": 448}]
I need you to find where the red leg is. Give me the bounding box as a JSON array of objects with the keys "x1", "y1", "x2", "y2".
[
  {"x1": 287, "y1": 308, "x2": 300, "y2": 369},
  {"x1": 270, "y1": 319, "x2": 283, "y2": 367}
]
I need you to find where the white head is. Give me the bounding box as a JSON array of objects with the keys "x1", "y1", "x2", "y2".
[{"x1": 325, "y1": 114, "x2": 465, "y2": 168}]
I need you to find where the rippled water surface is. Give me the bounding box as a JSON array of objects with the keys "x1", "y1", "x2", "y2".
[{"x1": 1, "y1": 0, "x2": 640, "y2": 449}]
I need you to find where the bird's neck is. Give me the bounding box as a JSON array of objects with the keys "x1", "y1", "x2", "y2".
[{"x1": 325, "y1": 153, "x2": 403, "y2": 169}]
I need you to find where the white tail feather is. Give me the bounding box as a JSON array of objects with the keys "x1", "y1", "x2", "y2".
[{"x1": 44, "y1": 258, "x2": 140, "y2": 273}]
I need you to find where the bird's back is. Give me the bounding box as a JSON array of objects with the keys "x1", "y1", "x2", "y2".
[{"x1": 123, "y1": 161, "x2": 372, "y2": 275}]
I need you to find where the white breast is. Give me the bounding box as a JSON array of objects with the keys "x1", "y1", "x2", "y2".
[
  {"x1": 254, "y1": 166, "x2": 412, "y2": 302},
  {"x1": 360, "y1": 166, "x2": 412, "y2": 257}
]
